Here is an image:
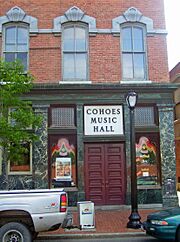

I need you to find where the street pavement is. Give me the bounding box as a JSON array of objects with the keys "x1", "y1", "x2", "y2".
[
  {"x1": 36, "y1": 193, "x2": 180, "y2": 241},
  {"x1": 35, "y1": 236, "x2": 158, "y2": 242},
  {"x1": 37, "y1": 206, "x2": 159, "y2": 241}
]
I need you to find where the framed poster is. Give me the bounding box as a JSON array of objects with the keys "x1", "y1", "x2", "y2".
[{"x1": 55, "y1": 157, "x2": 71, "y2": 181}]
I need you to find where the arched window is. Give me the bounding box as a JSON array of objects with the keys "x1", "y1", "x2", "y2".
[
  {"x1": 62, "y1": 24, "x2": 88, "y2": 81},
  {"x1": 3, "y1": 24, "x2": 29, "y2": 71},
  {"x1": 121, "y1": 24, "x2": 146, "y2": 80}
]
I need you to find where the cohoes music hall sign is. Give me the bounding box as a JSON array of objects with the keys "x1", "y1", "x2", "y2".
[{"x1": 84, "y1": 105, "x2": 124, "y2": 136}]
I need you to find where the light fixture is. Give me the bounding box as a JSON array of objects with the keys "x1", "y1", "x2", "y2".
[
  {"x1": 125, "y1": 90, "x2": 141, "y2": 229},
  {"x1": 125, "y1": 91, "x2": 138, "y2": 109}
]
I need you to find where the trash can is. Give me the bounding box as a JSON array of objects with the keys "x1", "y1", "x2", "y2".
[{"x1": 77, "y1": 201, "x2": 95, "y2": 230}]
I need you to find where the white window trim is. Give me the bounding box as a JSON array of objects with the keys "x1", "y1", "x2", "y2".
[
  {"x1": 112, "y1": 7, "x2": 154, "y2": 34},
  {"x1": 61, "y1": 22, "x2": 89, "y2": 82},
  {"x1": 2, "y1": 23, "x2": 30, "y2": 71},
  {"x1": 0, "y1": 6, "x2": 38, "y2": 34},
  {"x1": 53, "y1": 6, "x2": 96, "y2": 35},
  {"x1": 120, "y1": 23, "x2": 148, "y2": 81},
  {"x1": 112, "y1": 7, "x2": 152, "y2": 82}
]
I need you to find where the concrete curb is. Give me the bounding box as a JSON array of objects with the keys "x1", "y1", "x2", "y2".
[{"x1": 36, "y1": 232, "x2": 146, "y2": 240}]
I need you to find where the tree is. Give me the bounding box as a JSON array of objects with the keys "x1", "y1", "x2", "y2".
[{"x1": 0, "y1": 60, "x2": 42, "y2": 188}]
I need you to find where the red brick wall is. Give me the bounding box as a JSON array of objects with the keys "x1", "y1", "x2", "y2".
[
  {"x1": 0, "y1": 0, "x2": 169, "y2": 83},
  {"x1": 170, "y1": 62, "x2": 180, "y2": 80}
]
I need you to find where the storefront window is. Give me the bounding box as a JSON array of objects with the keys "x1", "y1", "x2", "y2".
[
  {"x1": 51, "y1": 137, "x2": 76, "y2": 187},
  {"x1": 8, "y1": 142, "x2": 32, "y2": 174},
  {"x1": 136, "y1": 135, "x2": 160, "y2": 186}
]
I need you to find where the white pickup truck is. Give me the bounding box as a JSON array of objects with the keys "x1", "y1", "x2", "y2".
[{"x1": 0, "y1": 188, "x2": 70, "y2": 242}]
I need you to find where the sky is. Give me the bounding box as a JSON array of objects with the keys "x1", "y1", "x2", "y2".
[{"x1": 164, "y1": 0, "x2": 180, "y2": 70}]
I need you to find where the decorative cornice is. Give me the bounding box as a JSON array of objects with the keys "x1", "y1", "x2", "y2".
[
  {"x1": 65, "y1": 6, "x2": 85, "y2": 21},
  {"x1": 112, "y1": 7, "x2": 154, "y2": 34},
  {"x1": 53, "y1": 6, "x2": 96, "y2": 34},
  {"x1": 6, "y1": 6, "x2": 26, "y2": 22},
  {"x1": 0, "y1": 6, "x2": 38, "y2": 33},
  {"x1": 0, "y1": 6, "x2": 167, "y2": 36},
  {"x1": 123, "y1": 7, "x2": 142, "y2": 22}
]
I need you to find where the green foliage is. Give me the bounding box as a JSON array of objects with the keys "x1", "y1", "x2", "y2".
[{"x1": 0, "y1": 59, "x2": 42, "y2": 163}]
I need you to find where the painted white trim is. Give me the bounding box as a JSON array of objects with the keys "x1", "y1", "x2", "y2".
[
  {"x1": 53, "y1": 6, "x2": 96, "y2": 34},
  {"x1": 0, "y1": 6, "x2": 38, "y2": 33},
  {"x1": 112, "y1": 7, "x2": 166, "y2": 35}
]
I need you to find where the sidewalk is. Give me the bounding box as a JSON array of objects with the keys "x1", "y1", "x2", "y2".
[{"x1": 38, "y1": 205, "x2": 161, "y2": 240}]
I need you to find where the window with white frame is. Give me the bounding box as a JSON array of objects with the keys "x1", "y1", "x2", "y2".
[
  {"x1": 8, "y1": 142, "x2": 32, "y2": 174},
  {"x1": 121, "y1": 24, "x2": 146, "y2": 80},
  {"x1": 62, "y1": 23, "x2": 88, "y2": 81},
  {"x1": 3, "y1": 24, "x2": 29, "y2": 71}
]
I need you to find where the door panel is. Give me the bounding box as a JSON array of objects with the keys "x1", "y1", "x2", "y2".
[
  {"x1": 105, "y1": 144, "x2": 125, "y2": 205},
  {"x1": 85, "y1": 144, "x2": 106, "y2": 205},
  {"x1": 85, "y1": 143, "x2": 125, "y2": 205}
]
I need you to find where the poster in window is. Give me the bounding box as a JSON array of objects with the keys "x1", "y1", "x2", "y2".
[
  {"x1": 136, "y1": 136, "x2": 158, "y2": 185},
  {"x1": 51, "y1": 138, "x2": 76, "y2": 185},
  {"x1": 55, "y1": 157, "x2": 71, "y2": 181}
]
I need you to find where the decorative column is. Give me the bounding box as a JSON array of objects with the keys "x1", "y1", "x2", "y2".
[
  {"x1": 76, "y1": 104, "x2": 85, "y2": 201},
  {"x1": 158, "y1": 104, "x2": 178, "y2": 207},
  {"x1": 32, "y1": 104, "x2": 49, "y2": 189}
]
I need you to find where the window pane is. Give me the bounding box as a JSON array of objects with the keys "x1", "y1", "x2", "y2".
[
  {"x1": 17, "y1": 27, "x2": 28, "y2": 44},
  {"x1": 76, "y1": 54, "x2": 86, "y2": 79},
  {"x1": 122, "y1": 54, "x2": 133, "y2": 78},
  {"x1": 136, "y1": 136, "x2": 159, "y2": 186},
  {"x1": 122, "y1": 27, "x2": 132, "y2": 51},
  {"x1": 6, "y1": 27, "x2": 16, "y2": 44},
  {"x1": 9, "y1": 142, "x2": 31, "y2": 173},
  {"x1": 63, "y1": 54, "x2": 75, "y2": 79},
  {"x1": 135, "y1": 107, "x2": 155, "y2": 126},
  {"x1": 17, "y1": 44, "x2": 28, "y2": 52},
  {"x1": 63, "y1": 28, "x2": 74, "y2": 51},
  {"x1": 5, "y1": 53, "x2": 15, "y2": 62},
  {"x1": 17, "y1": 53, "x2": 27, "y2": 71},
  {"x1": 75, "y1": 27, "x2": 86, "y2": 51},
  {"x1": 5, "y1": 44, "x2": 16, "y2": 52},
  {"x1": 133, "y1": 27, "x2": 144, "y2": 51},
  {"x1": 134, "y1": 54, "x2": 145, "y2": 79},
  {"x1": 51, "y1": 107, "x2": 75, "y2": 127}
]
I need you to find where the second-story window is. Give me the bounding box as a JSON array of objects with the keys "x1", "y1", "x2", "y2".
[
  {"x1": 121, "y1": 25, "x2": 146, "y2": 80},
  {"x1": 3, "y1": 24, "x2": 29, "y2": 71},
  {"x1": 62, "y1": 24, "x2": 88, "y2": 81}
]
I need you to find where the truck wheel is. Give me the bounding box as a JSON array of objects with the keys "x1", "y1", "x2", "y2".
[{"x1": 0, "y1": 222, "x2": 32, "y2": 242}]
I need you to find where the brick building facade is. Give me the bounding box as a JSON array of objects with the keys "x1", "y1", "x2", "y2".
[{"x1": 0, "y1": 0, "x2": 178, "y2": 207}]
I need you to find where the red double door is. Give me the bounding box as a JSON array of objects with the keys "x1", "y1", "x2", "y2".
[{"x1": 84, "y1": 143, "x2": 126, "y2": 205}]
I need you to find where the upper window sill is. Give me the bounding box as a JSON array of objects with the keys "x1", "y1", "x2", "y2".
[
  {"x1": 121, "y1": 79, "x2": 152, "y2": 84},
  {"x1": 60, "y1": 80, "x2": 91, "y2": 84}
]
